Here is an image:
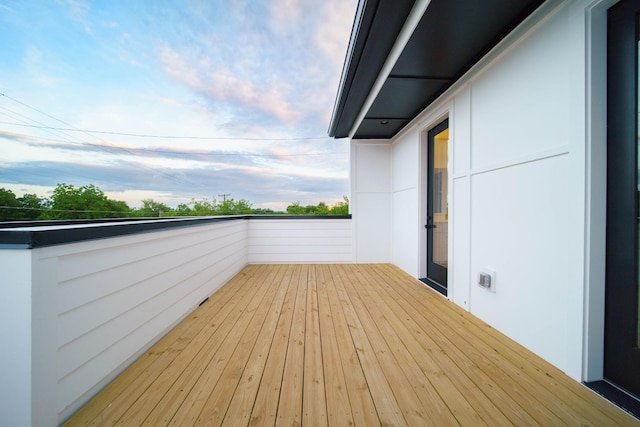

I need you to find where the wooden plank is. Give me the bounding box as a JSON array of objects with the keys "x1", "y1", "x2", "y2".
[
  {"x1": 374, "y1": 264, "x2": 639, "y2": 426},
  {"x1": 192, "y1": 264, "x2": 288, "y2": 426},
  {"x1": 135, "y1": 265, "x2": 272, "y2": 426},
  {"x1": 64, "y1": 264, "x2": 258, "y2": 426},
  {"x1": 276, "y1": 265, "x2": 307, "y2": 426},
  {"x1": 348, "y1": 265, "x2": 474, "y2": 426},
  {"x1": 343, "y1": 264, "x2": 443, "y2": 426},
  {"x1": 248, "y1": 265, "x2": 299, "y2": 426},
  {"x1": 326, "y1": 265, "x2": 381, "y2": 427},
  {"x1": 222, "y1": 265, "x2": 295, "y2": 426},
  {"x1": 302, "y1": 265, "x2": 328, "y2": 426},
  {"x1": 113, "y1": 265, "x2": 266, "y2": 426},
  {"x1": 166, "y1": 265, "x2": 281, "y2": 426},
  {"x1": 370, "y1": 269, "x2": 539, "y2": 425},
  {"x1": 356, "y1": 265, "x2": 521, "y2": 426},
  {"x1": 315, "y1": 264, "x2": 353, "y2": 426},
  {"x1": 65, "y1": 264, "x2": 640, "y2": 427},
  {"x1": 372, "y1": 264, "x2": 567, "y2": 425},
  {"x1": 332, "y1": 265, "x2": 407, "y2": 426}
]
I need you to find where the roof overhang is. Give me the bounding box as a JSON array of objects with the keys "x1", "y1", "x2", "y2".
[{"x1": 328, "y1": 0, "x2": 545, "y2": 139}]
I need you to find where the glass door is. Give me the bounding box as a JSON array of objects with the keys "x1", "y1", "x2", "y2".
[
  {"x1": 424, "y1": 119, "x2": 449, "y2": 295},
  {"x1": 605, "y1": 0, "x2": 640, "y2": 399}
]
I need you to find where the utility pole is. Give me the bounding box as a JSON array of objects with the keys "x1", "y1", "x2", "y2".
[{"x1": 218, "y1": 193, "x2": 231, "y2": 202}]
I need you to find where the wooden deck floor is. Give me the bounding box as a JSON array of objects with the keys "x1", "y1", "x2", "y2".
[{"x1": 64, "y1": 264, "x2": 639, "y2": 426}]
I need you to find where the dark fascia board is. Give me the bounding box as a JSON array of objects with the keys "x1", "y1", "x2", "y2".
[
  {"x1": 352, "y1": 0, "x2": 545, "y2": 140},
  {"x1": 0, "y1": 215, "x2": 351, "y2": 249},
  {"x1": 327, "y1": 0, "x2": 370, "y2": 137},
  {"x1": 332, "y1": 0, "x2": 545, "y2": 140},
  {"x1": 328, "y1": 0, "x2": 415, "y2": 138}
]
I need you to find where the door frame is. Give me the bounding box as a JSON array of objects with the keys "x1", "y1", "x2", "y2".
[
  {"x1": 603, "y1": 0, "x2": 640, "y2": 399},
  {"x1": 419, "y1": 116, "x2": 450, "y2": 296}
]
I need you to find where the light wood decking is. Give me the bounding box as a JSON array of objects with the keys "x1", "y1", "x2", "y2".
[{"x1": 64, "y1": 264, "x2": 639, "y2": 426}]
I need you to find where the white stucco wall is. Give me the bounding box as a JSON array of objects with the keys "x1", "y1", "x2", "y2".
[{"x1": 351, "y1": 0, "x2": 607, "y2": 381}]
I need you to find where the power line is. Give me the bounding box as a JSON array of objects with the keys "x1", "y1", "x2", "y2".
[
  {"x1": 0, "y1": 94, "x2": 212, "y2": 190},
  {"x1": 0, "y1": 130, "x2": 348, "y2": 157},
  {"x1": 0, "y1": 120, "x2": 332, "y2": 141}
]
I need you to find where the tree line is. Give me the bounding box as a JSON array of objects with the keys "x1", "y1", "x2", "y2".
[{"x1": 0, "y1": 183, "x2": 349, "y2": 221}]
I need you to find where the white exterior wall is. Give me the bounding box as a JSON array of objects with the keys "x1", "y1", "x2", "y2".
[
  {"x1": 52, "y1": 220, "x2": 249, "y2": 422},
  {"x1": 248, "y1": 219, "x2": 352, "y2": 263},
  {"x1": 352, "y1": 0, "x2": 608, "y2": 381},
  {"x1": 53, "y1": 220, "x2": 248, "y2": 423},
  {"x1": 0, "y1": 217, "x2": 354, "y2": 426},
  {"x1": 351, "y1": 141, "x2": 392, "y2": 262},
  {"x1": 0, "y1": 250, "x2": 33, "y2": 427}
]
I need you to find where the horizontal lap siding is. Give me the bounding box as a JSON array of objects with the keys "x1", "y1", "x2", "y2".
[
  {"x1": 44, "y1": 220, "x2": 249, "y2": 420},
  {"x1": 247, "y1": 219, "x2": 353, "y2": 263}
]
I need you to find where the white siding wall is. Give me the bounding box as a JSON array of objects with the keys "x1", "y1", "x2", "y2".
[
  {"x1": 353, "y1": 0, "x2": 602, "y2": 380},
  {"x1": 0, "y1": 250, "x2": 33, "y2": 427},
  {"x1": 1, "y1": 217, "x2": 354, "y2": 426},
  {"x1": 52, "y1": 220, "x2": 248, "y2": 422},
  {"x1": 248, "y1": 219, "x2": 352, "y2": 263}
]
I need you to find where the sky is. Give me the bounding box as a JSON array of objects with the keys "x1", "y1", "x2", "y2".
[{"x1": 0, "y1": 0, "x2": 357, "y2": 211}]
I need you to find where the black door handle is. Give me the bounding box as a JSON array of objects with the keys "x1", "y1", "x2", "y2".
[{"x1": 425, "y1": 217, "x2": 436, "y2": 229}]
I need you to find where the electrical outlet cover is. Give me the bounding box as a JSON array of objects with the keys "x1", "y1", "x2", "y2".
[{"x1": 478, "y1": 269, "x2": 496, "y2": 293}]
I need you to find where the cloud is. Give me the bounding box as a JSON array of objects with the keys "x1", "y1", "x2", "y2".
[
  {"x1": 23, "y1": 45, "x2": 59, "y2": 88},
  {"x1": 0, "y1": 1, "x2": 357, "y2": 211},
  {"x1": 62, "y1": 0, "x2": 92, "y2": 33},
  {"x1": 313, "y1": 1, "x2": 357, "y2": 69},
  {"x1": 160, "y1": 46, "x2": 301, "y2": 124},
  {"x1": 3, "y1": 131, "x2": 347, "y2": 171},
  {"x1": 268, "y1": 0, "x2": 302, "y2": 36},
  {"x1": 0, "y1": 158, "x2": 348, "y2": 210},
  {"x1": 154, "y1": 1, "x2": 357, "y2": 134}
]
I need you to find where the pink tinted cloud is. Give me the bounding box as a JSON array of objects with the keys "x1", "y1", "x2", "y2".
[{"x1": 160, "y1": 46, "x2": 301, "y2": 124}]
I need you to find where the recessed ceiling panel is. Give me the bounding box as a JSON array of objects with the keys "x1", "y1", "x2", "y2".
[
  {"x1": 391, "y1": 0, "x2": 544, "y2": 78},
  {"x1": 365, "y1": 77, "x2": 452, "y2": 119},
  {"x1": 354, "y1": 119, "x2": 409, "y2": 139}
]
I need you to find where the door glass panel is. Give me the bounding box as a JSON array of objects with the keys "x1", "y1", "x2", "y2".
[
  {"x1": 432, "y1": 128, "x2": 449, "y2": 268},
  {"x1": 636, "y1": 14, "x2": 640, "y2": 348}
]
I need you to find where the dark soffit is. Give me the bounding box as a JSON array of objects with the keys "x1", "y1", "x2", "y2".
[
  {"x1": 329, "y1": 0, "x2": 545, "y2": 140},
  {"x1": 327, "y1": 0, "x2": 416, "y2": 139}
]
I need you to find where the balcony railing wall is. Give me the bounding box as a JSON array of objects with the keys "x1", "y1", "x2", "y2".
[{"x1": 0, "y1": 216, "x2": 352, "y2": 427}]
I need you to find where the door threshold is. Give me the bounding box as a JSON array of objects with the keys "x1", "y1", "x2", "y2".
[
  {"x1": 419, "y1": 278, "x2": 447, "y2": 297},
  {"x1": 585, "y1": 380, "x2": 640, "y2": 420}
]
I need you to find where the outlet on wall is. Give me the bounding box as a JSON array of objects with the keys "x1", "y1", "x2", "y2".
[{"x1": 478, "y1": 269, "x2": 497, "y2": 293}]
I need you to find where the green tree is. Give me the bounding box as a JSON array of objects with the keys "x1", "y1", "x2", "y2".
[
  {"x1": 286, "y1": 197, "x2": 349, "y2": 216},
  {"x1": 0, "y1": 188, "x2": 20, "y2": 221},
  {"x1": 286, "y1": 201, "x2": 305, "y2": 215},
  {"x1": 252, "y1": 208, "x2": 281, "y2": 214},
  {"x1": 191, "y1": 198, "x2": 217, "y2": 216},
  {"x1": 174, "y1": 203, "x2": 193, "y2": 216},
  {"x1": 17, "y1": 193, "x2": 44, "y2": 220},
  {"x1": 41, "y1": 183, "x2": 130, "y2": 220},
  {"x1": 134, "y1": 199, "x2": 172, "y2": 217},
  {"x1": 329, "y1": 196, "x2": 349, "y2": 215},
  {"x1": 315, "y1": 202, "x2": 330, "y2": 215},
  {"x1": 217, "y1": 198, "x2": 253, "y2": 215}
]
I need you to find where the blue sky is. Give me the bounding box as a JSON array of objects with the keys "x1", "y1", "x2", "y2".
[{"x1": 0, "y1": 0, "x2": 356, "y2": 211}]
